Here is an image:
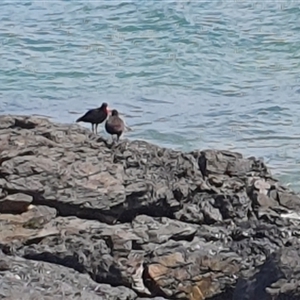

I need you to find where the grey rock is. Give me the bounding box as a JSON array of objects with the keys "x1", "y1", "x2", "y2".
[
  {"x1": 0, "y1": 250, "x2": 137, "y2": 300},
  {"x1": 233, "y1": 244, "x2": 300, "y2": 300},
  {"x1": 0, "y1": 114, "x2": 300, "y2": 299}
]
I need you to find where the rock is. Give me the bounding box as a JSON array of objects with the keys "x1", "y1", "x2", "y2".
[
  {"x1": 144, "y1": 239, "x2": 241, "y2": 299},
  {"x1": 0, "y1": 249, "x2": 137, "y2": 300},
  {"x1": 0, "y1": 204, "x2": 58, "y2": 248},
  {"x1": 0, "y1": 193, "x2": 33, "y2": 214},
  {"x1": 1, "y1": 114, "x2": 300, "y2": 299},
  {"x1": 233, "y1": 244, "x2": 300, "y2": 300}
]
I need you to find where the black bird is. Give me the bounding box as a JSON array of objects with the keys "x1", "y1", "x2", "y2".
[
  {"x1": 76, "y1": 102, "x2": 109, "y2": 134},
  {"x1": 105, "y1": 109, "x2": 125, "y2": 142}
]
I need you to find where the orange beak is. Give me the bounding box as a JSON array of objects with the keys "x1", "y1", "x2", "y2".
[{"x1": 106, "y1": 108, "x2": 111, "y2": 114}]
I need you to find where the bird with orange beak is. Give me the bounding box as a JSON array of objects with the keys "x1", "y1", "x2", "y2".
[{"x1": 76, "y1": 102, "x2": 111, "y2": 134}]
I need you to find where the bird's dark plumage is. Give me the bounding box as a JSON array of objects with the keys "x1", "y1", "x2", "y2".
[
  {"x1": 76, "y1": 102, "x2": 109, "y2": 134},
  {"x1": 105, "y1": 109, "x2": 125, "y2": 142}
]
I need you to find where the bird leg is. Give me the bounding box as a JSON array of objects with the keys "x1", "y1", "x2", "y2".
[
  {"x1": 95, "y1": 124, "x2": 98, "y2": 134},
  {"x1": 91, "y1": 124, "x2": 94, "y2": 133},
  {"x1": 112, "y1": 135, "x2": 117, "y2": 145}
]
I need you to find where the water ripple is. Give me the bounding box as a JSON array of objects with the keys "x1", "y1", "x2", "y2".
[{"x1": 1, "y1": 1, "x2": 300, "y2": 190}]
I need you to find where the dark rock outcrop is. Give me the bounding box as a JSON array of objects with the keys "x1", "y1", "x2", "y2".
[{"x1": 0, "y1": 114, "x2": 300, "y2": 299}]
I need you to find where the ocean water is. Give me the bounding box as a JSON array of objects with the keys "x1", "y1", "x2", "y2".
[{"x1": 1, "y1": 1, "x2": 300, "y2": 191}]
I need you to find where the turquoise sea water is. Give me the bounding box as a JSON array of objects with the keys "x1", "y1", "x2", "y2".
[{"x1": 1, "y1": 1, "x2": 300, "y2": 191}]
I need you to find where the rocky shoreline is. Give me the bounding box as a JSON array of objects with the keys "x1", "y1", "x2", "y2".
[{"x1": 0, "y1": 114, "x2": 300, "y2": 300}]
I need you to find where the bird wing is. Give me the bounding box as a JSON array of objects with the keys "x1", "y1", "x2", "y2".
[
  {"x1": 81, "y1": 108, "x2": 101, "y2": 122},
  {"x1": 111, "y1": 117, "x2": 125, "y2": 131}
]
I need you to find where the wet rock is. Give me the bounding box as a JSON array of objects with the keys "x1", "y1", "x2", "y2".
[{"x1": 0, "y1": 114, "x2": 300, "y2": 299}]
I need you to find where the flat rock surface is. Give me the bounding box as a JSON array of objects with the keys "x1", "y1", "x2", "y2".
[{"x1": 0, "y1": 114, "x2": 300, "y2": 300}]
